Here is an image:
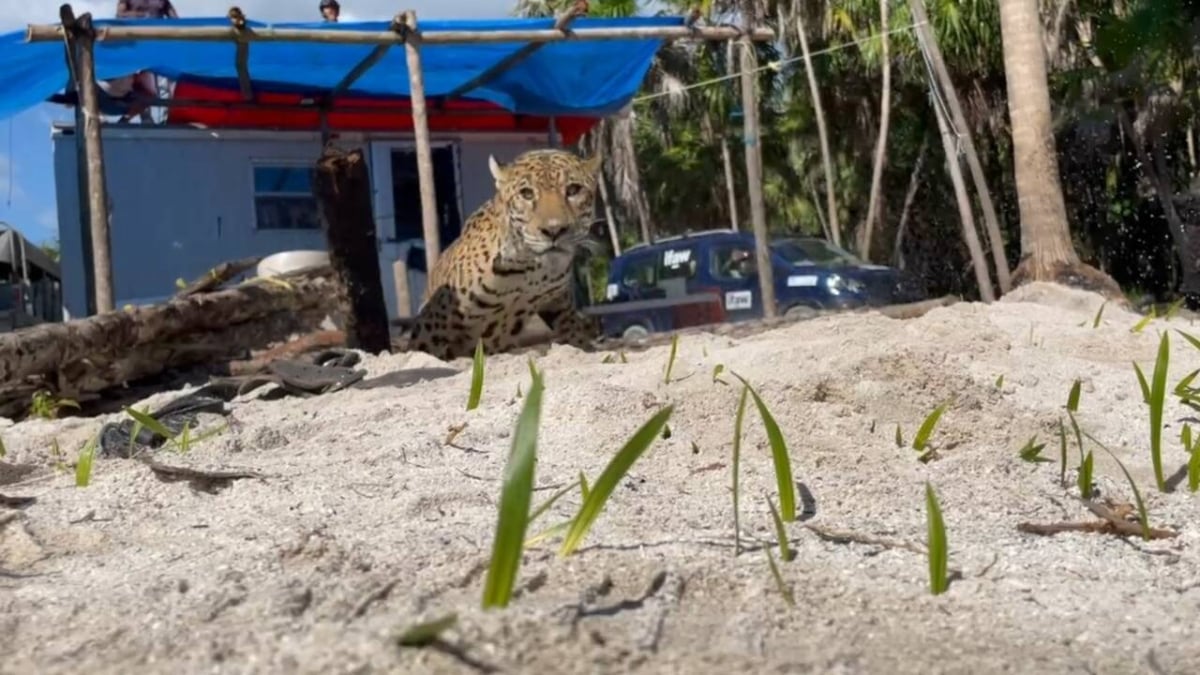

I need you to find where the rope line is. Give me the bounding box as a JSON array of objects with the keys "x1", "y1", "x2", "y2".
[{"x1": 632, "y1": 21, "x2": 928, "y2": 104}]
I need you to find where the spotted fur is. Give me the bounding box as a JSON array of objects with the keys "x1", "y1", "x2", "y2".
[{"x1": 407, "y1": 148, "x2": 604, "y2": 361}]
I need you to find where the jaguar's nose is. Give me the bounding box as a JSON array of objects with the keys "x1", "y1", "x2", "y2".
[{"x1": 540, "y1": 221, "x2": 568, "y2": 241}]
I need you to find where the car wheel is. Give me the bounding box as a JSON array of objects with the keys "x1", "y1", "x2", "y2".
[
  {"x1": 622, "y1": 324, "x2": 650, "y2": 340},
  {"x1": 784, "y1": 304, "x2": 818, "y2": 321}
]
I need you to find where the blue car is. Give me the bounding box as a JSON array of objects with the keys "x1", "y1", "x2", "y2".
[{"x1": 586, "y1": 229, "x2": 924, "y2": 339}]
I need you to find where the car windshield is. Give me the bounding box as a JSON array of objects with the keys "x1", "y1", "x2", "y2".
[{"x1": 772, "y1": 239, "x2": 861, "y2": 266}]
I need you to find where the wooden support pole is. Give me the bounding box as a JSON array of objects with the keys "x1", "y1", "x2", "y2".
[
  {"x1": 67, "y1": 7, "x2": 115, "y2": 314},
  {"x1": 228, "y1": 7, "x2": 253, "y2": 101},
  {"x1": 59, "y1": 9, "x2": 95, "y2": 314},
  {"x1": 402, "y1": 10, "x2": 442, "y2": 273},
  {"x1": 27, "y1": 22, "x2": 776, "y2": 45},
  {"x1": 737, "y1": 3, "x2": 777, "y2": 318},
  {"x1": 311, "y1": 145, "x2": 393, "y2": 354}
]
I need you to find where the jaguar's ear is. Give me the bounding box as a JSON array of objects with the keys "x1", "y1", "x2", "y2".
[{"x1": 488, "y1": 154, "x2": 507, "y2": 185}]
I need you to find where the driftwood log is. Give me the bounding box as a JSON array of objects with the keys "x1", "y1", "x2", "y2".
[
  {"x1": 312, "y1": 144, "x2": 392, "y2": 355},
  {"x1": 0, "y1": 265, "x2": 341, "y2": 417}
]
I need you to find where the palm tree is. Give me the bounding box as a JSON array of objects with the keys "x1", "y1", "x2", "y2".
[{"x1": 997, "y1": 0, "x2": 1121, "y2": 296}]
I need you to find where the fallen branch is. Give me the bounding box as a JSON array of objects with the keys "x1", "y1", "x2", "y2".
[
  {"x1": 1018, "y1": 499, "x2": 1179, "y2": 540},
  {"x1": 174, "y1": 256, "x2": 263, "y2": 298}
]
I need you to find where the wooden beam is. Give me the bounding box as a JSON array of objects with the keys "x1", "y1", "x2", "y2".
[
  {"x1": 26, "y1": 22, "x2": 777, "y2": 45},
  {"x1": 440, "y1": 0, "x2": 588, "y2": 105},
  {"x1": 737, "y1": 1, "x2": 776, "y2": 318},
  {"x1": 402, "y1": 11, "x2": 442, "y2": 274},
  {"x1": 58, "y1": 7, "x2": 95, "y2": 314},
  {"x1": 228, "y1": 7, "x2": 253, "y2": 101},
  {"x1": 66, "y1": 7, "x2": 115, "y2": 314},
  {"x1": 327, "y1": 14, "x2": 405, "y2": 101}
]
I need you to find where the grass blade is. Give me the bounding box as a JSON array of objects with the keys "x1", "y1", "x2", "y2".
[
  {"x1": 481, "y1": 368, "x2": 545, "y2": 609},
  {"x1": 1177, "y1": 329, "x2": 1200, "y2": 351},
  {"x1": 1149, "y1": 331, "x2": 1170, "y2": 491},
  {"x1": 763, "y1": 544, "x2": 795, "y2": 606},
  {"x1": 734, "y1": 374, "x2": 797, "y2": 522},
  {"x1": 925, "y1": 482, "x2": 949, "y2": 596},
  {"x1": 123, "y1": 406, "x2": 176, "y2": 442},
  {"x1": 1133, "y1": 362, "x2": 1151, "y2": 404},
  {"x1": 528, "y1": 477, "x2": 582, "y2": 526},
  {"x1": 1078, "y1": 450, "x2": 1094, "y2": 499},
  {"x1": 467, "y1": 339, "x2": 485, "y2": 411},
  {"x1": 1190, "y1": 447, "x2": 1200, "y2": 493},
  {"x1": 712, "y1": 363, "x2": 727, "y2": 385},
  {"x1": 1066, "y1": 379, "x2": 1082, "y2": 413},
  {"x1": 912, "y1": 401, "x2": 949, "y2": 452},
  {"x1": 1058, "y1": 418, "x2": 1068, "y2": 486},
  {"x1": 1018, "y1": 436, "x2": 1050, "y2": 463},
  {"x1": 1083, "y1": 431, "x2": 1151, "y2": 540},
  {"x1": 663, "y1": 334, "x2": 679, "y2": 384},
  {"x1": 765, "y1": 495, "x2": 793, "y2": 561},
  {"x1": 558, "y1": 405, "x2": 674, "y2": 557},
  {"x1": 0, "y1": 434, "x2": 5, "y2": 458},
  {"x1": 1092, "y1": 301, "x2": 1107, "y2": 328},
  {"x1": 397, "y1": 613, "x2": 457, "y2": 648},
  {"x1": 732, "y1": 384, "x2": 749, "y2": 555},
  {"x1": 1131, "y1": 307, "x2": 1156, "y2": 333},
  {"x1": 994, "y1": 374, "x2": 1004, "y2": 389},
  {"x1": 74, "y1": 434, "x2": 97, "y2": 487}
]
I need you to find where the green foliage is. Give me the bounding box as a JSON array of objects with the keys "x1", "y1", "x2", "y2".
[
  {"x1": 397, "y1": 614, "x2": 457, "y2": 647},
  {"x1": 732, "y1": 373, "x2": 797, "y2": 522},
  {"x1": 924, "y1": 482, "x2": 949, "y2": 596},
  {"x1": 731, "y1": 384, "x2": 749, "y2": 554},
  {"x1": 30, "y1": 390, "x2": 79, "y2": 420},
  {"x1": 467, "y1": 339, "x2": 485, "y2": 411},
  {"x1": 75, "y1": 434, "x2": 97, "y2": 487},
  {"x1": 1148, "y1": 332, "x2": 1170, "y2": 491}
]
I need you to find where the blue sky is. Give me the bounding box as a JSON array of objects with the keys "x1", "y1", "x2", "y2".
[{"x1": 0, "y1": 0, "x2": 541, "y2": 246}]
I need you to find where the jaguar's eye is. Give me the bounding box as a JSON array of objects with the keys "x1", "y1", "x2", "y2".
[
  {"x1": 519, "y1": 187, "x2": 536, "y2": 200},
  {"x1": 565, "y1": 183, "x2": 583, "y2": 197}
]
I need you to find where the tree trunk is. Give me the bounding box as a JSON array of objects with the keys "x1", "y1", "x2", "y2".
[
  {"x1": 793, "y1": 9, "x2": 842, "y2": 248},
  {"x1": 312, "y1": 144, "x2": 392, "y2": 355},
  {"x1": 596, "y1": 170, "x2": 622, "y2": 256},
  {"x1": 909, "y1": 0, "x2": 1011, "y2": 292},
  {"x1": 722, "y1": 137, "x2": 740, "y2": 230},
  {"x1": 0, "y1": 267, "x2": 339, "y2": 388},
  {"x1": 862, "y1": 0, "x2": 891, "y2": 262},
  {"x1": 998, "y1": 0, "x2": 1123, "y2": 299},
  {"x1": 893, "y1": 135, "x2": 929, "y2": 270},
  {"x1": 934, "y1": 102, "x2": 995, "y2": 301}
]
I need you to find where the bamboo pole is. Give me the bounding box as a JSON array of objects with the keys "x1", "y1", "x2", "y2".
[
  {"x1": 26, "y1": 22, "x2": 776, "y2": 45},
  {"x1": 908, "y1": 0, "x2": 1011, "y2": 292},
  {"x1": 402, "y1": 10, "x2": 441, "y2": 272},
  {"x1": 738, "y1": 2, "x2": 776, "y2": 318},
  {"x1": 67, "y1": 8, "x2": 114, "y2": 314}
]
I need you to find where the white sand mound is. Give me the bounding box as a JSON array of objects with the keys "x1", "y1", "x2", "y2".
[{"x1": 3, "y1": 283, "x2": 1200, "y2": 674}]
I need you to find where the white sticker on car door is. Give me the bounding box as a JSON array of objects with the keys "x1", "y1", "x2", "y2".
[
  {"x1": 787, "y1": 275, "x2": 818, "y2": 287},
  {"x1": 725, "y1": 290, "x2": 752, "y2": 310}
]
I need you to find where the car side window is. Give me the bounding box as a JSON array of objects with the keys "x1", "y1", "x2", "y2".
[
  {"x1": 711, "y1": 244, "x2": 756, "y2": 280},
  {"x1": 621, "y1": 256, "x2": 657, "y2": 288}
]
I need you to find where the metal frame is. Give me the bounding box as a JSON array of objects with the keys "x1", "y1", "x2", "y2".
[{"x1": 33, "y1": 3, "x2": 778, "y2": 316}]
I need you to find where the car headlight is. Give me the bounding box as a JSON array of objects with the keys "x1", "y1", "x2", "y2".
[{"x1": 825, "y1": 274, "x2": 866, "y2": 294}]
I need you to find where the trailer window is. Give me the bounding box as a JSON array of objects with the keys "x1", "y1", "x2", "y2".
[{"x1": 251, "y1": 165, "x2": 321, "y2": 230}]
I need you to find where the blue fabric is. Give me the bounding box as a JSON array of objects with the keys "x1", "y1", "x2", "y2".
[{"x1": 0, "y1": 16, "x2": 681, "y2": 120}]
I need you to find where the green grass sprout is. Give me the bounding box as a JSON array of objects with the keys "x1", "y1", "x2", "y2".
[
  {"x1": 732, "y1": 384, "x2": 749, "y2": 554},
  {"x1": 994, "y1": 374, "x2": 1004, "y2": 389},
  {"x1": 894, "y1": 424, "x2": 904, "y2": 447},
  {"x1": 663, "y1": 334, "x2": 679, "y2": 384},
  {"x1": 763, "y1": 543, "x2": 795, "y2": 606},
  {"x1": 1067, "y1": 379, "x2": 1082, "y2": 412},
  {"x1": 1058, "y1": 418, "x2": 1068, "y2": 486},
  {"x1": 1018, "y1": 436, "x2": 1050, "y2": 463},
  {"x1": 732, "y1": 373, "x2": 797, "y2": 522},
  {"x1": 1191, "y1": 446, "x2": 1200, "y2": 493},
  {"x1": 1092, "y1": 301, "x2": 1107, "y2": 328},
  {"x1": 397, "y1": 613, "x2": 458, "y2": 647},
  {"x1": 1178, "y1": 329, "x2": 1200, "y2": 352},
  {"x1": 912, "y1": 401, "x2": 949, "y2": 461},
  {"x1": 0, "y1": 434, "x2": 6, "y2": 459},
  {"x1": 1148, "y1": 331, "x2": 1170, "y2": 491},
  {"x1": 481, "y1": 366, "x2": 545, "y2": 610},
  {"x1": 925, "y1": 482, "x2": 949, "y2": 596},
  {"x1": 74, "y1": 434, "x2": 97, "y2": 487},
  {"x1": 765, "y1": 495, "x2": 794, "y2": 561},
  {"x1": 1078, "y1": 450, "x2": 1094, "y2": 499},
  {"x1": 1133, "y1": 362, "x2": 1151, "y2": 403},
  {"x1": 1165, "y1": 297, "x2": 1185, "y2": 320},
  {"x1": 558, "y1": 405, "x2": 674, "y2": 557},
  {"x1": 467, "y1": 339, "x2": 485, "y2": 411},
  {"x1": 1132, "y1": 307, "x2": 1156, "y2": 333},
  {"x1": 712, "y1": 363, "x2": 727, "y2": 385}
]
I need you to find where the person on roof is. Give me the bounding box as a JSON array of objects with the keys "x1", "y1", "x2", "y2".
[
  {"x1": 320, "y1": 0, "x2": 340, "y2": 22},
  {"x1": 113, "y1": 0, "x2": 178, "y2": 122},
  {"x1": 116, "y1": 0, "x2": 178, "y2": 18}
]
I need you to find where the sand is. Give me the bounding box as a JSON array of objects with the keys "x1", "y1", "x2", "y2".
[{"x1": 3, "y1": 281, "x2": 1200, "y2": 675}]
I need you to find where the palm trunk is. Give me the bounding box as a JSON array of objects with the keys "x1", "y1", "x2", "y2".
[
  {"x1": 935, "y1": 101, "x2": 995, "y2": 301},
  {"x1": 997, "y1": 0, "x2": 1079, "y2": 276},
  {"x1": 793, "y1": 9, "x2": 841, "y2": 247},
  {"x1": 862, "y1": 0, "x2": 891, "y2": 262}
]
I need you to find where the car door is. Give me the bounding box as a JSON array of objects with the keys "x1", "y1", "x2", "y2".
[{"x1": 704, "y1": 240, "x2": 762, "y2": 322}]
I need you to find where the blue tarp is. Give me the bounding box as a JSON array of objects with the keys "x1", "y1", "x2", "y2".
[{"x1": 0, "y1": 15, "x2": 682, "y2": 121}]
